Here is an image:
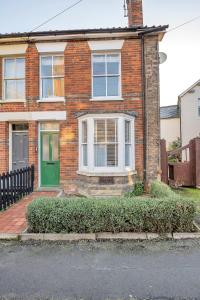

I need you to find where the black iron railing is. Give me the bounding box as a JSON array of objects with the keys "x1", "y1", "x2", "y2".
[{"x1": 0, "y1": 165, "x2": 34, "y2": 211}]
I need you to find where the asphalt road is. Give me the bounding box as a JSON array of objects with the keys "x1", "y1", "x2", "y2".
[{"x1": 1, "y1": 240, "x2": 200, "y2": 300}]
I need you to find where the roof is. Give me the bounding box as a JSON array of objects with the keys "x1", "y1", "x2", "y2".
[
  {"x1": 160, "y1": 105, "x2": 179, "y2": 119},
  {"x1": 178, "y1": 79, "x2": 200, "y2": 100},
  {"x1": 0, "y1": 25, "x2": 168, "y2": 39}
]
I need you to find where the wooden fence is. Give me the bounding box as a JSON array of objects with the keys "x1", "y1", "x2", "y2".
[{"x1": 0, "y1": 165, "x2": 34, "y2": 211}]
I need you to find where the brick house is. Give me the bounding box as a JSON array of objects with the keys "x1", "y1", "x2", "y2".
[{"x1": 0, "y1": 0, "x2": 167, "y2": 196}]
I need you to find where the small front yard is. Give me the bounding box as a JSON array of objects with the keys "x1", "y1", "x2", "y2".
[{"x1": 26, "y1": 181, "x2": 197, "y2": 235}]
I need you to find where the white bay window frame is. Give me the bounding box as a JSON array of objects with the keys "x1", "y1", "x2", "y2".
[{"x1": 78, "y1": 114, "x2": 135, "y2": 175}]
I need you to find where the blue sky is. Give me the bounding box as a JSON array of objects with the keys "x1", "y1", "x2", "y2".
[{"x1": 0, "y1": 0, "x2": 200, "y2": 106}]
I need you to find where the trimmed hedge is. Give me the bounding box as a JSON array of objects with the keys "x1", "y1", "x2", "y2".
[{"x1": 27, "y1": 196, "x2": 196, "y2": 234}]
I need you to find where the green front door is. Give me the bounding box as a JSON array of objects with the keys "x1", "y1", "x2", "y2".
[{"x1": 40, "y1": 132, "x2": 60, "y2": 187}]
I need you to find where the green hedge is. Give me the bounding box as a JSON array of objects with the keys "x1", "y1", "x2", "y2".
[
  {"x1": 27, "y1": 196, "x2": 196, "y2": 234},
  {"x1": 150, "y1": 180, "x2": 175, "y2": 198}
]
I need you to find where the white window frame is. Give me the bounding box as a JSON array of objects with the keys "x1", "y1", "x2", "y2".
[
  {"x1": 39, "y1": 54, "x2": 65, "y2": 102},
  {"x1": 198, "y1": 98, "x2": 200, "y2": 117},
  {"x1": 78, "y1": 114, "x2": 135, "y2": 175},
  {"x1": 91, "y1": 52, "x2": 123, "y2": 101},
  {"x1": 2, "y1": 57, "x2": 26, "y2": 102}
]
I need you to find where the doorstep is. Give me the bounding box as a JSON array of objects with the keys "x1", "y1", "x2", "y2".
[
  {"x1": 37, "y1": 187, "x2": 62, "y2": 192},
  {"x1": 1, "y1": 232, "x2": 200, "y2": 242}
]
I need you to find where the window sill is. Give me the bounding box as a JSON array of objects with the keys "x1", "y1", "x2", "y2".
[
  {"x1": 77, "y1": 170, "x2": 137, "y2": 177},
  {"x1": 37, "y1": 98, "x2": 65, "y2": 103},
  {"x1": 90, "y1": 97, "x2": 124, "y2": 102},
  {"x1": 0, "y1": 100, "x2": 26, "y2": 103}
]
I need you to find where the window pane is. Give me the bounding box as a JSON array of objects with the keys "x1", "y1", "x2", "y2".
[
  {"x1": 198, "y1": 99, "x2": 200, "y2": 116},
  {"x1": 82, "y1": 121, "x2": 87, "y2": 143},
  {"x1": 54, "y1": 78, "x2": 64, "y2": 97},
  {"x1": 125, "y1": 120, "x2": 131, "y2": 143},
  {"x1": 40, "y1": 123, "x2": 59, "y2": 131},
  {"x1": 82, "y1": 145, "x2": 88, "y2": 166},
  {"x1": 94, "y1": 144, "x2": 106, "y2": 167},
  {"x1": 53, "y1": 56, "x2": 64, "y2": 76},
  {"x1": 107, "y1": 54, "x2": 119, "y2": 75},
  {"x1": 16, "y1": 80, "x2": 25, "y2": 99},
  {"x1": 125, "y1": 145, "x2": 131, "y2": 167},
  {"x1": 107, "y1": 76, "x2": 119, "y2": 96},
  {"x1": 93, "y1": 55, "x2": 105, "y2": 75},
  {"x1": 4, "y1": 59, "x2": 15, "y2": 78},
  {"x1": 95, "y1": 120, "x2": 106, "y2": 143},
  {"x1": 52, "y1": 134, "x2": 59, "y2": 161},
  {"x1": 41, "y1": 57, "x2": 52, "y2": 77},
  {"x1": 42, "y1": 78, "x2": 53, "y2": 98},
  {"x1": 107, "y1": 144, "x2": 118, "y2": 166},
  {"x1": 5, "y1": 80, "x2": 16, "y2": 99},
  {"x1": 16, "y1": 58, "x2": 25, "y2": 78},
  {"x1": 93, "y1": 76, "x2": 106, "y2": 97},
  {"x1": 42, "y1": 134, "x2": 49, "y2": 161},
  {"x1": 107, "y1": 119, "x2": 117, "y2": 143}
]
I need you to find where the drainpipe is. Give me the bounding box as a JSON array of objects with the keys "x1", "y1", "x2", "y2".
[{"x1": 141, "y1": 34, "x2": 147, "y2": 183}]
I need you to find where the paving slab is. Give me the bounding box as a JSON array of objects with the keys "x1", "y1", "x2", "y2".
[{"x1": 0, "y1": 191, "x2": 58, "y2": 234}]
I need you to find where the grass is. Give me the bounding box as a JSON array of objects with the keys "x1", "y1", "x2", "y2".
[{"x1": 174, "y1": 188, "x2": 200, "y2": 211}]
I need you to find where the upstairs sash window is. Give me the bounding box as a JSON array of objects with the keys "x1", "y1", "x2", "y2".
[
  {"x1": 4, "y1": 58, "x2": 25, "y2": 100},
  {"x1": 92, "y1": 53, "x2": 120, "y2": 98},
  {"x1": 41, "y1": 55, "x2": 64, "y2": 99}
]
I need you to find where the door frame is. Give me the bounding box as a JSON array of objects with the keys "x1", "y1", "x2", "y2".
[
  {"x1": 9, "y1": 123, "x2": 29, "y2": 171},
  {"x1": 38, "y1": 122, "x2": 60, "y2": 188}
]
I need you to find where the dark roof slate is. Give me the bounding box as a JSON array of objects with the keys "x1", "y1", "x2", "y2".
[
  {"x1": 160, "y1": 105, "x2": 179, "y2": 119},
  {"x1": 0, "y1": 25, "x2": 168, "y2": 39}
]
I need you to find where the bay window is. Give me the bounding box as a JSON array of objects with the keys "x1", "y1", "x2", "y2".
[
  {"x1": 40, "y1": 55, "x2": 64, "y2": 100},
  {"x1": 79, "y1": 114, "x2": 135, "y2": 174},
  {"x1": 4, "y1": 58, "x2": 25, "y2": 100},
  {"x1": 92, "y1": 53, "x2": 121, "y2": 99}
]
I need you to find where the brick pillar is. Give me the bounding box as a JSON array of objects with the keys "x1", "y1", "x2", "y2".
[
  {"x1": 28, "y1": 121, "x2": 38, "y2": 189},
  {"x1": 0, "y1": 122, "x2": 9, "y2": 173},
  {"x1": 144, "y1": 36, "x2": 160, "y2": 182}
]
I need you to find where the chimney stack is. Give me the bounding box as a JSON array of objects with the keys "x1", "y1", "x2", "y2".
[{"x1": 126, "y1": 0, "x2": 143, "y2": 27}]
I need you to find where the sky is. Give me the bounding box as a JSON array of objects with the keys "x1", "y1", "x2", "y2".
[{"x1": 0, "y1": 0, "x2": 200, "y2": 106}]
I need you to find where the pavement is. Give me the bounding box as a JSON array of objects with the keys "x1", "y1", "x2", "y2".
[
  {"x1": 0, "y1": 191, "x2": 58, "y2": 234},
  {"x1": 1, "y1": 239, "x2": 200, "y2": 300}
]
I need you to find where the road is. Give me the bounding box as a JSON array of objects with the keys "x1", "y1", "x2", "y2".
[{"x1": 1, "y1": 239, "x2": 200, "y2": 300}]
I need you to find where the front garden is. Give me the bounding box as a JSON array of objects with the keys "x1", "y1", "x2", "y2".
[{"x1": 27, "y1": 181, "x2": 197, "y2": 235}]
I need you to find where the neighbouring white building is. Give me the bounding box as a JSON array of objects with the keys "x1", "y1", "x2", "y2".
[
  {"x1": 161, "y1": 79, "x2": 200, "y2": 149},
  {"x1": 178, "y1": 80, "x2": 200, "y2": 147},
  {"x1": 160, "y1": 105, "x2": 180, "y2": 148}
]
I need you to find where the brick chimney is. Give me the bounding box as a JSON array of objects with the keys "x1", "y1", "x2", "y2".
[{"x1": 126, "y1": 0, "x2": 143, "y2": 27}]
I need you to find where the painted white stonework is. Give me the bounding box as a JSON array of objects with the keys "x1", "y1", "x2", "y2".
[
  {"x1": 36, "y1": 42, "x2": 67, "y2": 53},
  {"x1": 88, "y1": 40, "x2": 124, "y2": 51},
  {"x1": 0, "y1": 111, "x2": 67, "y2": 121},
  {"x1": 0, "y1": 44, "x2": 28, "y2": 55},
  {"x1": 161, "y1": 118, "x2": 180, "y2": 149},
  {"x1": 180, "y1": 84, "x2": 200, "y2": 146}
]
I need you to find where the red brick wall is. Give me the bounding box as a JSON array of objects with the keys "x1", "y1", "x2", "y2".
[
  {"x1": 0, "y1": 38, "x2": 145, "y2": 186},
  {"x1": 0, "y1": 122, "x2": 9, "y2": 173}
]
